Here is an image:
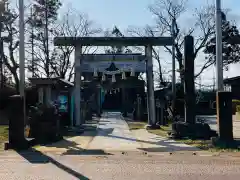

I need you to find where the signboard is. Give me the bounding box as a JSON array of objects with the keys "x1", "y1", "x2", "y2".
[
  {"x1": 76, "y1": 54, "x2": 146, "y2": 73},
  {"x1": 57, "y1": 95, "x2": 68, "y2": 113}
]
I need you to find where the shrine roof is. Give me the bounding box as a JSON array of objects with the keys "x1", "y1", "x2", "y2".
[
  {"x1": 224, "y1": 76, "x2": 240, "y2": 85},
  {"x1": 29, "y1": 78, "x2": 74, "y2": 87},
  {"x1": 54, "y1": 37, "x2": 173, "y2": 46}
]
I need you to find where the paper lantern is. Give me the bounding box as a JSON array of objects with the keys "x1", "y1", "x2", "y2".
[
  {"x1": 112, "y1": 74, "x2": 116, "y2": 83},
  {"x1": 93, "y1": 68, "x2": 98, "y2": 77},
  {"x1": 102, "y1": 73, "x2": 106, "y2": 81},
  {"x1": 122, "y1": 71, "x2": 126, "y2": 80},
  {"x1": 130, "y1": 68, "x2": 135, "y2": 77}
]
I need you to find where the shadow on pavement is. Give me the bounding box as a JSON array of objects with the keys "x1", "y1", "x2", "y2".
[
  {"x1": 36, "y1": 137, "x2": 113, "y2": 156},
  {"x1": 17, "y1": 148, "x2": 90, "y2": 180},
  {"x1": 106, "y1": 134, "x2": 198, "y2": 152},
  {"x1": 62, "y1": 149, "x2": 112, "y2": 155},
  {"x1": 91, "y1": 127, "x2": 198, "y2": 152},
  {"x1": 54, "y1": 127, "x2": 197, "y2": 153}
]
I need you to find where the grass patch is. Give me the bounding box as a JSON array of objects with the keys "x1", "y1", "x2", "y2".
[
  {"x1": 177, "y1": 139, "x2": 211, "y2": 150},
  {"x1": 0, "y1": 126, "x2": 8, "y2": 150},
  {"x1": 177, "y1": 139, "x2": 240, "y2": 152},
  {"x1": 127, "y1": 121, "x2": 240, "y2": 152},
  {"x1": 148, "y1": 125, "x2": 172, "y2": 137}
]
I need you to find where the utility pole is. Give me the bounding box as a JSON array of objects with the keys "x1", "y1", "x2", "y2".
[
  {"x1": 171, "y1": 18, "x2": 176, "y2": 115},
  {"x1": 30, "y1": 7, "x2": 35, "y2": 77},
  {"x1": 19, "y1": 0, "x2": 25, "y2": 97},
  {"x1": 0, "y1": 1, "x2": 5, "y2": 89},
  {"x1": 19, "y1": 0, "x2": 26, "y2": 126},
  {"x1": 216, "y1": 0, "x2": 224, "y2": 91},
  {"x1": 44, "y1": 0, "x2": 50, "y2": 78}
]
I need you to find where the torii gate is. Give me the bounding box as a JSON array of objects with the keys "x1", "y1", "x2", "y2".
[{"x1": 53, "y1": 37, "x2": 173, "y2": 128}]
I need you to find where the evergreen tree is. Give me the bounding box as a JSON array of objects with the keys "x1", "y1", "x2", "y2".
[{"x1": 204, "y1": 12, "x2": 240, "y2": 69}]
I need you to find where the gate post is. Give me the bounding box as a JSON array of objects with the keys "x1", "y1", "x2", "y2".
[
  {"x1": 216, "y1": 92, "x2": 233, "y2": 140},
  {"x1": 75, "y1": 45, "x2": 82, "y2": 126},
  {"x1": 145, "y1": 45, "x2": 157, "y2": 128}
]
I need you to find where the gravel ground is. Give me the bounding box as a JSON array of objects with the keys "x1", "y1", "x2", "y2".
[{"x1": 1, "y1": 151, "x2": 240, "y2": 180}]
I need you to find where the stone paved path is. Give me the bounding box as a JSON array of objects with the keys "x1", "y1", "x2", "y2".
[
  {"x1": 85, "y1": 112, "x2": 199, "y2": 153},
  {"x1": 35, "y1": 112, "x2": 199, "y2": 154},
  {"x1": 86, "y1": 112, "x2": 142, "y2": 151}
]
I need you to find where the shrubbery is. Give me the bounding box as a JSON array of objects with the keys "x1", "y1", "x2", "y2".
[
  {"x1": 27, "y1": 103, "x2": 62, "y2": 143},
  {"x1": 236, "y1": 105, "x2": 240, "y2": 113},
  {"x1": 232, "y1": 100, "x2": 240, "y2": 113},
  {"x1": 232, "y1": 99, "x2": 240, "y2": 104}
]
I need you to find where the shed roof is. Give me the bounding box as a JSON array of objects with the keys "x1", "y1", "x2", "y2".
[
  {"x1": 223, "y1": 76, "x2": 240, "y2": 85},
  {"x1": 29, "y1": 78, "x2": 74, "y2": 87}
]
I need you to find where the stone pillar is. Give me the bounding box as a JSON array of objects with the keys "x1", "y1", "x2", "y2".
[
  {"x1": 184, "y1": 36, "x2": 195, "y2": 124},
  {"x1": 155, "y1": 98, "x2": 161, "y2": 125},
  {"x1": 216, "y1": 91, "x2": 233, "y2": 141},
  {"x1": 75, "y1": 45, "x2": 82, "y2": 126},
  {"x1": 7, "y1": 95, "x2": 28, "y2": 150},
  {"x1": 97, "y1": 87, "x2": 101, "y2": 117},
  {"x1": 38, "y1": 87, "x2": 44, "y2": 104},
  {"x1": 45, "y1": 86, "x2": 51, "y2": 105},
  {"x1": 136, "y1": 94, "x2": 142, "y2": 120},
  {"x1": 122, "y1": 88, "x2": 127, "y2": 117},
  {"x1": 145, "y1": 45, "x2": 156, "y2": 126}
]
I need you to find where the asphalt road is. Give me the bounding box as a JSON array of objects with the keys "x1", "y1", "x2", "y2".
[
  {"x1": 1, "y1": 151, "x2": 240, "y2": 180},
  {"x1": 197, "y1": 115, "x2": 240, "y2": 138}
]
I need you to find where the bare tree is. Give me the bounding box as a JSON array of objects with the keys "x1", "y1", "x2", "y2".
[
  {"x1": 129, "y1": 0, "x2": 215, "y2": 85},
  {"x1": 151, "y1": 0, "x2": 216, "y2": 81},
  {"x1": 1, "y1": 6, "x2": 21, "y2": 91},
  {"x1": 128, "y1": 25, "x2": 167, "y2": 87},
  {"x1": 25, "y1": 7, "x2": 101, "y2": 81},
  {"x1": 50, "y1": 8, "x2": 101, "y2": 81}
]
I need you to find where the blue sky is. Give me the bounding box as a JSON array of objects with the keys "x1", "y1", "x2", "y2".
[
  {"x1": 59, "y1": 0, "x2": 240, "y2": 85},
  {"x1": 61, "y1": 0, "x2": 240, "y2": 30}
]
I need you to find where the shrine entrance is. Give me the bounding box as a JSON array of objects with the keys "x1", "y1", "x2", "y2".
[
  {"x1": 79, "y1": 53, "x2": 146, "y2": 114},
  {"x1": 53, "y1": 37, "x2": 173, "y2": 127},
  {"x1": 102, "y1": 88, "x2": 122, "y2": 111}
]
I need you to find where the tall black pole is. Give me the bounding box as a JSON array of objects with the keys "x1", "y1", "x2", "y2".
[
  {"x1": 171, "y1": 18, "x2": 176, "y2": 117},
  {"x1": 0, "y1": 3, "x2": 4, "y2": 89},
  {"x1": 45, "y1": 0, "x2": 49, "y2": 77},
  {"x1": 0, "y1": 18, "x2": 3, "y2": 89},
  {"x1": 184, "y1": 36, "x2": 195, "y2": 124}
]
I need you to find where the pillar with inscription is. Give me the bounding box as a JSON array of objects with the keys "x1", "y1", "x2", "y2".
[
  {"x1": 212, "y1": 91, "x2": 236, "y2": 147},
  {"x1": 170, "y1": 36, "x2": 217, "y2": 139},
  {"x1": 5, "y1": 95, "x2": 28, "y2": 150},
  {"x1": 184, "y1": 35, "x2": 195, "y2": 124}
]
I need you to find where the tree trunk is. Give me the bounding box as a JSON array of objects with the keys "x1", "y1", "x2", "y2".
[
  {"x1": 13, "y1": 72, "x2": 19, "y2": 94},
  {"x1": 176, "y1": 46, "x2": 184, "y2": 85}
]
